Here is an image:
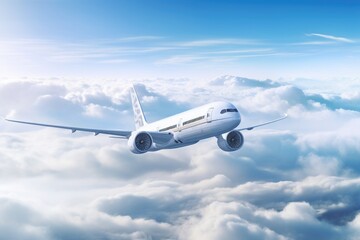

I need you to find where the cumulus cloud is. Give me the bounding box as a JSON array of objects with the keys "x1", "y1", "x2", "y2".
[
  {"x1": 93, "y1": 175, "x2": 360, "y2": 239},
  {"x1": 0, "y1": 197, "x2": 174, "y2": 240},
  {"x1": 0, "y1": 75, "x2": 360, "y2": 239},
  {"x1": 210, "y1": 75, "x2": 282, "y2": 88}
]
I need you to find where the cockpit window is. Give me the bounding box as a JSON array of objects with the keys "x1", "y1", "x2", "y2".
[{"x1": 220, "y1": 108, "x2": 238, "y2": 114}]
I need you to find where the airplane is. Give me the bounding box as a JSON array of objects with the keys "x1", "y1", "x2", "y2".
[{"x1": 5, "y1": 84, "x2": 287, "y2": 154}]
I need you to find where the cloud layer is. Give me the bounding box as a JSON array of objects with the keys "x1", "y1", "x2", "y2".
[{"x1": 0, "y1": 76, "x2": 359, "y2": 239}]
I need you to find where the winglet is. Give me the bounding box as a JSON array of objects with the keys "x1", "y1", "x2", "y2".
[{"x1": 130, "y1": 84, "x2": 148, "y2": 130}]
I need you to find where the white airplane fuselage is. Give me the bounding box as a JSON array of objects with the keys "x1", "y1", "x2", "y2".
[{"x1": 138, "y1": 101, "x2": 241, "y2": 151}]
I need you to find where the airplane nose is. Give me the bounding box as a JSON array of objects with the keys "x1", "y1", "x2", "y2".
[{"x1": 228, "y1": 115, "x2": 241, "y2": 129}]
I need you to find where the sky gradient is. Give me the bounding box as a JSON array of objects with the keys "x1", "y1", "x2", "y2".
[
  {"x1": 1, "y1": 1, "x2": 360, "y2": 240},
  {"x1": 0, "y1": 0, "x2": 359, "y2": 79}
]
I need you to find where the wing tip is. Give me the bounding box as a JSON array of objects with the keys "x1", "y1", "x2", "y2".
[{"x1": 3, "y1": 117, "x2": 13, "y2": 122}]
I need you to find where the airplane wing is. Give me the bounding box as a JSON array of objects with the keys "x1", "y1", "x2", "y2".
[
  {"x1": 5, "y1": 118, "x2": 132, "y2": 138},
  {"x1": 236, "y1": 114, "x2": 288, "y2": 131}
]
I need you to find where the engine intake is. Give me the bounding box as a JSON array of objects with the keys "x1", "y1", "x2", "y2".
[
  {"x1": 128, "y1": 132, "x2": 153, "y2": 154},
  {"x1": 217, "y1": 130, "x2": 244, "y2": 152}
]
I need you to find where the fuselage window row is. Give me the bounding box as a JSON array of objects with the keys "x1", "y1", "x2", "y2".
[
  {"x1": 159, "y1": 124, "x2": 177, "y2": 132},
  {"x1": 160, "y1": 115, "x2": 206, "y2": 132},
  {"x1": 183, "y1": 115, "x2": 205, "y2": 125}
]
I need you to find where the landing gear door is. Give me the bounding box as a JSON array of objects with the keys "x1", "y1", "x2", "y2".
[{"x1": 206, "y1": 107, "x2": 214, "y2": 123}]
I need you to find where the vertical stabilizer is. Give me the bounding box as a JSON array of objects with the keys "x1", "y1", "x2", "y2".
[{"x1": 130, "y1": 84, "x2": 148, "y2": 129}]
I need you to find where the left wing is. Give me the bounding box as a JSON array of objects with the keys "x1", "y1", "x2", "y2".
[
  {"x1": 5, "y1": 118, "x2": 132, "y2": 138},
  {"x1": 236, "y1": 114, "x2": 288, "y2": 131}
]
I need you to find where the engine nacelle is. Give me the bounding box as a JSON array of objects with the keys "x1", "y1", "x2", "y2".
[
  {"x1": 217, "y1": 131, "x2": 244, "y2": 152},
  {"x1": 128, "y1": 131, "x2": 153, "y2": 154}
]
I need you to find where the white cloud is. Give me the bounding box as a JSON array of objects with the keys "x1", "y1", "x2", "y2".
[
  {"x1": 306, "y1": 33, "x2": 355, "y2": 43},
  {"x1": 292, "y1": 41, "x2": 335, "y2": 45},
  {"x1": 182, "y1": 201, "x2": 287, "y2": 240},
  {"x1": 156, "y1": 54, "x2": 206, "y2": 64},
  {"x1": 2, "y1": 36, "x2": 360, "y2": 79},
  {"x1": 0, "y1": 76, "x2": 360, "y2": 239},
  {"x1": 0, "y1": 38, "x2": 177, "y2": 66},
  {"x1": 177, "y1": 38, "x2": 257, "y2": 47},
  {"x1": 155, "y1": 51, "x2": 300, "y2": 65},
  {"x1": 204, "y1": 48, "x2": 274, "y2": 55},
  {"x1": 0, "y1": 197, "x2": 174, "y2": 240},
  {"x1": 110, "y1": 36, "x2": 164, "y2": 42}
]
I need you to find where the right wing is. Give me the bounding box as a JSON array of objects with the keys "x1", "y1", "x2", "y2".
[
  {"x1": 236, "y1": 114, "x2": 288, "y2": 131},
  {"x1": 5, "y1": 118, "x2": 132, "y2": 138}
]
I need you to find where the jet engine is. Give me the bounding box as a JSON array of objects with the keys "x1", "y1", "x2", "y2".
[
  {"x1": 128, "y1": 131, "x2": 153, "y2": 154},
  {"x1": 217, "y1": 130, "x2": 244, "y2": 152}
]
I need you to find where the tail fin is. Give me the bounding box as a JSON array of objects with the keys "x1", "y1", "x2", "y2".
[{"x1": 130, "y1": 84, "x2": 148, "y2": 130}]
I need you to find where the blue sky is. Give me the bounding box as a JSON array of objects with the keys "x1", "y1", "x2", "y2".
[
  {"x1": 0, "y1": 0, "x2": 359, "y2": 79},
  {"x1": 1, "y1": 0, "x2": 358, "y2": 40}
]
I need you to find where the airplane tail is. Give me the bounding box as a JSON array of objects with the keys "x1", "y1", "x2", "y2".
[{"x1": 130, "y1": 84, "x2": 148, "y2": 130}]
